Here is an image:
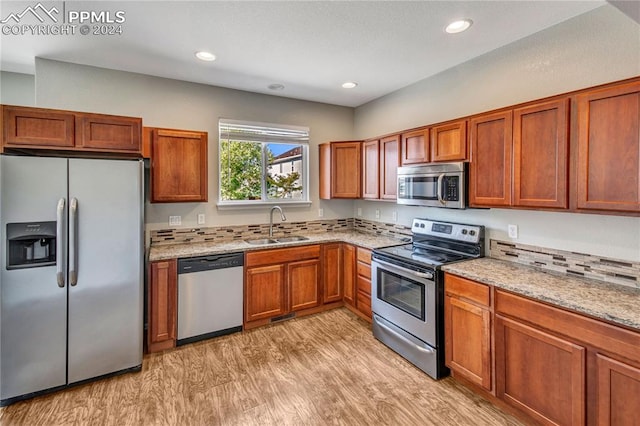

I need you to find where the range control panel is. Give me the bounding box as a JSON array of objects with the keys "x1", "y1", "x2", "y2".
[{"x1": 411, "y1": 218, "x2": 483, "y2": 243}]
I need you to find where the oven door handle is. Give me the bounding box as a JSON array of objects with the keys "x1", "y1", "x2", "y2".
[
  {"x1": 374, "y1": 315, "x2": 435, "y2": 355},
  {"x1": 373, "y1": 258, "x2": 434, "y2": 280},
  {"x1": 437, "y1": 173, "x2": 446, "y2": 205}
]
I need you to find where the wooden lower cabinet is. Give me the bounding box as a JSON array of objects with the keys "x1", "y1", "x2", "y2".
[
  {"x1": 244, "y1": 245, "x2": 321, "y2": 329},
  {"x1": 444, "y1": 274, "x2": 492, "y2": 391},
  {"x1": 147, "y1": 259, "x2": 177, "y2": 353},
  {"x1": 245, "y1": 264, "x2": 287, "y2": 322},
  {"x1": 354, "y1": 247, "x2": 372, "y2": 321},
  {"x1": 322, "y1": 243, "x2": 344, "y2": 303},
  {"x1": 289, "y1": 259, "x2": 320, "y2": 312},
  {"x1": 495, "y1": 315, "x2": 586, "y2": 425},
  {"x1": 596, "y1": 353, "x2": 640, "y2": 425}
]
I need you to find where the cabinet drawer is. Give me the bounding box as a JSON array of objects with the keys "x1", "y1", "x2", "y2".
[
  {"x1": 357, "y1": 275, "x2": 371, "y2": 295},
  {"x1": 445, "y1": 273, "x2": 490, "y2": 307},
  {"x1": 246, "y1": 244, "x2": 320, "y2": 267},
  {"x1": 356, "y1": 247, "x2": 372, "y2": 265},
  {"x1": 356, "y1": 290, "x2": 372, "y2": 318},
  {"x1": 356, "y1": 261, "x2": 371, "y2": 280}
]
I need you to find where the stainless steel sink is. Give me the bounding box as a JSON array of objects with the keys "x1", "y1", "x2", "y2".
[
  {"x1": 244, "y1": 235, "x2": 309, "y2": 245},
  {"x1": 244, "y1": 238, "x2": 278, "y2": 245},
  {"x1": 275, "y1": 235, "x2": 309, "y2": 243}
]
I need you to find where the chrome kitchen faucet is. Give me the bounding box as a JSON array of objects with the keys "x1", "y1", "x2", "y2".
[{"x1": 269, "y1": 206, "x2": 286, "y2": 237}]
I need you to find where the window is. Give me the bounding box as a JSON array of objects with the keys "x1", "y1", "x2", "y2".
[{"x1": 218, "y1": 119, "x2": 310, "y2": 206}]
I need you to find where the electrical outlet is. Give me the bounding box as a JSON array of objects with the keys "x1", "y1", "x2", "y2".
[
  {"x1": 318, "y1": 208, "x2": 324, "y2": 217},
  {"x1": 197, "y1": 214, "x2": 205, "y2": 225},
  {"x1": 392, "y1": 210, "x2": 397, "y2": 222},
  {"x1": 169, "y1": 215, "x2": 181, "y2": 226},
  {"x1": 375, "y1": 209, "x2": 380, "y2": 219},
  {"x1": 357, "y1": 208, "x2": 362, "y2": 217},
  {"x1": 508, "y1": 224, "x2": 518, "y2": 239}
]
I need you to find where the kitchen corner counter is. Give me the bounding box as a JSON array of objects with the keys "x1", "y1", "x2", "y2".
[
  {"x1": 442, "y1": 258, "x2": 640, "y2": 331},
  {"x1": 148, "y1": 230, "x2": 407, "y2": 262}
]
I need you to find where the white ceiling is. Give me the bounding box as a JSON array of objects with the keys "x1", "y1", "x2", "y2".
[{"x1": 0, "y1": 1, "x2": 608, "y2": 107}]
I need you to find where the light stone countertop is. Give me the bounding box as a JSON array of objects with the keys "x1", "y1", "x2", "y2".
[
  {"x1": 148, "y1": 230, "x2": 409, "y2": 262},
  {"x1": 442, "y1": 258, "x2": 640, "y2": 331}
]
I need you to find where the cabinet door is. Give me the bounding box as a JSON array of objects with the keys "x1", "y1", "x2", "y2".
[
  {"x1": 596, "y1": 354, "x2": 640, "y2": 425},
  {"x1": 380, "y1": 135, "x2": 400, "y2": 200},
  {"x1": 431, "y1": 120, "x2": 467, "y2": 162},
  {"x1": 445, "y1": 296, "x2": 491, "y2": 391},
  {"x1": 513, "y1": 99, "x2": 569, "y2": 209},
  {"x1": 289, "y1": 259, "x2": 320, "y2": 312},
  {"x1": 148, "y1": 259, "x2": 177, "y2": 353},
  {"x1": 151, "y1": 128, "x2": 208, "y2": 203},
  {"x1": 322, "y1": 243, "x2": 343, "y2": 303},
  {"x1": 3, "y1": 106, "x2": 75, "y2": 148},
  {"x1": 76, "y1": 113, "x2": 142, "y2": 153},
  {"x1": 576, "y1": 81, "x2": 640, "y2": 211},
  {"x1": 245, "y1": 264, "x2": 286, "y2": 322},
  {"x1": 319, "y1": 143, "x2": 331, "y2": 199},
  {"x1": 331, "y1": 142, "x2": 361, "y2": 198},
  {"x1": 496, "y1": 315, "x2": 586, "y2": 426},
  {"x1": 342, "y1": 244, "x2": 356, "y2": 306},
  {"x1": 362, "y1": 140, "x2": 380, "y2": 199},
  {"x1": 401, "y1": 128, "x2": 429, "y2": 165},
  {"x1": 469, "y1": 111, "x2": 513, "y2": 207}
]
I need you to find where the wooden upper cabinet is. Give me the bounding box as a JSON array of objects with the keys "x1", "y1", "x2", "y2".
[
  {"x1": 319, "y1": 141, "x2": 362, "y2": 199},
  {"x1": 2, "y1": 105, "x2": 142, "y2": 155},
  {"x1": 469, "y1": 111, "x2": 513, "y2": 207},
  {"x1": 431, "y1": 120, "x2": 467, "y2": 162},
  {"x1": 513, "y1": 99, "x2": 569, "y2": 209},
  {"x1": 362, "y1": 140, "x2": 380, "y2": 199},
  {"x1": 380, "y1": 135, "x2": 401, "y2": 200},
  {"x1": 76, "y1": 113, "x2": 141, "y2": 152},
  {"x1": 3, "y1": 106, "x2": 75, "y2": 148},
  {"x1": 149, "y1": 127, "x2": 208, "y2": 203},
  {"x1": 401, "y1": 128, "x2": 430, "y2": 165},
  {"x1": 576, "y1": 81, "x2": 640, "y2": 212}
]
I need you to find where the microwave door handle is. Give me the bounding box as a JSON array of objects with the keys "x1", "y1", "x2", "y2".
[{"x1": 437, "y1": 173, "x2": 446, "y2": 205}]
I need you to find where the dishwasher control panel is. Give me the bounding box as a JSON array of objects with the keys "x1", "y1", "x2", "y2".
[{"x1": 178, "y1": 253, "x2": 244, "y2": 274}]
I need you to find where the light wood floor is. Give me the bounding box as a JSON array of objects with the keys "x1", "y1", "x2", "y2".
[{"x1": 0, "y1": 308, "x2": 524, "y2": 425}]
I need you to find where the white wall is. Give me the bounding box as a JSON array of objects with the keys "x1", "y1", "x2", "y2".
[
  {"x1": 0, "y1": 71, "x2": 35, "y2": 106},
  {"x1": 353, "y1": 5, "x2": 640, "y2": 262},
  {"x1": 33, "y1": 59, "x2": 355, "y2": 233}
]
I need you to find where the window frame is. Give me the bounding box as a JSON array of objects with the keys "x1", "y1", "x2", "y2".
[{"x1": 217, "y1": 119, "x2": 311, "y2": 208}]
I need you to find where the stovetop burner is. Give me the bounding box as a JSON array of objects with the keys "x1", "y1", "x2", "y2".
[{"x1": 373, "y1": 218, "x2": 485, "y2": 270}]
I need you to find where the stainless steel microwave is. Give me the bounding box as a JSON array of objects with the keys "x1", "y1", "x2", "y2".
[{"x1": 397, "y1": 162, "x2": 467, "y2": 209}]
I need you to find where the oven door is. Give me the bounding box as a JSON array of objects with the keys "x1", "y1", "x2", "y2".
[{"x1": 371, "y1": 258, "x2": 436, "y2": 346}]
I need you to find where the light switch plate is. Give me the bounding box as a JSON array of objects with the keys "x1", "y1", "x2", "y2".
[
  {"x1": 197, "y1": 214, "x2": 205, "y2": 225},
  {"x1": 169, "y1": 215, "x2": 181, "y2": 226}
]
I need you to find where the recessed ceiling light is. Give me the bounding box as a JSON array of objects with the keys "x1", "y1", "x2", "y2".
[
  {"x1": 342, "y1": 82, "x2": 358, "y2": 89},
  {"x1": 195, "y1": 51, "x2": 216, "y2": 61},
  {"x1": 268, "y1": 83, "x2": 285, "y2": 91},
  {"x1": 445, "y1": 19, "x2": 473, "y2": 34}
]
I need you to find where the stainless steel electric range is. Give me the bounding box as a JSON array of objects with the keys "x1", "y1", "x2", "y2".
[{"x1": 371, "y1": 218, "x2": 484, "y2": 379}]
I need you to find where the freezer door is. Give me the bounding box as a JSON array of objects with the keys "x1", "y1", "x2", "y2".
[
  {"x1": 0, "y1": 155, "x2": 68, "y2": 401},
  {"x1": 67, "y1": 159, "x2": 143, "y2": 384}
]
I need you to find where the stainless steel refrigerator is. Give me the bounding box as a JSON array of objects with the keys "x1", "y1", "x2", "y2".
[{"x1": 0, "y1": 155, "x2": 143, "y2": 405}]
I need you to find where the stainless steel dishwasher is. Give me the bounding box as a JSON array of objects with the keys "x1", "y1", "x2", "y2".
[{"x1": 177, "y1": 252, "x2": 244, "y2": 345}]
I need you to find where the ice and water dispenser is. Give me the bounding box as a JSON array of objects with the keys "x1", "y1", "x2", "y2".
[{"x1": 6, "y1": 222, "x2": 57, "y2": 269}]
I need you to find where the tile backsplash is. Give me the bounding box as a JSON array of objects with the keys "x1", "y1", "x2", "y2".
[
  {"x1": 491, "y1": 239, "x2": 640, "y2": 289},
  {"x1": 150, "y1": 218, "x2": 411, "y2": 246}
]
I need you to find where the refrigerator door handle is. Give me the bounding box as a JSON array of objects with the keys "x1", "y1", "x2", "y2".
[
  {"x1": 70, "y1": 197, "x2": 78, "y2": 286},
  {"x1": 56, "y1": 198, "x2": 66, "y2": 288}
]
